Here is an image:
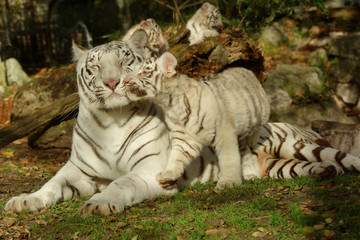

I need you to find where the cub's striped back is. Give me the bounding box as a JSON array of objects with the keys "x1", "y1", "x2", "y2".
[{"x1": 126, "y1": 52, "x2": 270, "y2": 190}]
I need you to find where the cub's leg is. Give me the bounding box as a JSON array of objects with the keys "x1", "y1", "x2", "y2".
[
  {"x1": 156, "y1": 132, "x2": 203, "y2": 189},
  {"x1": 5, "y1": 161, "x2": 98, "y2": 212},
  {"x1": 215, "y1": 133, "x2": 243, "y2": 190},
  {"x1": 79, "y1": 170, "x2": 176, "y2": 216}
]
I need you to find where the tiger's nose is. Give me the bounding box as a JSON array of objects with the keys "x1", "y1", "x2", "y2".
[{"x1": 104, "y1": 79, "x2": 120, "y2": 91}]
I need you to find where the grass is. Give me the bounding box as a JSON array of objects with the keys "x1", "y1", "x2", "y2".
[{"x1": 1, "y1": 174, "x2": 359, "y2": 239}]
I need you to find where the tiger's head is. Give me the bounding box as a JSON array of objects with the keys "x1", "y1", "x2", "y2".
[
  {"x1": 201, "y1": 2, "x2": 223, "y2": 31},
  {"x1": 72, "y1": 29, "x2": 148, "y2": 109},
  {"x1": 123, "y1": 18, "x2": 169, "y2": 57},
  {"x1": 125, "y1": 52, "x2": 177, "y2": 102}
]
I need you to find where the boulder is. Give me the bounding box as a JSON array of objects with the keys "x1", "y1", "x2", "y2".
[
  {"x1": 11, "y1": 64, "x2": 77, "y2": 121},
  {"x1": 260, "y1": 23, "x2": 288, "y2": 48},
  {"x1": 307, "y1": 48, "x2": 328, "y2": 67},
  {"x1": 29, "y1": 118, "x2": 75, "y2": 149},
  {"x1": 270, "y1": 99, "x2": 358, "y2": 129},
  {"x1": 0, "y1": 58, "x2": 31, "y2": 87},
  {"x1": 264, "y1": 64, "x2": 323, "y2": 110}
]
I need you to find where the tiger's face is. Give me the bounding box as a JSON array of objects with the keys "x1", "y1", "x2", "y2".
[
  {"x1": 125, "y1": 57, "x2": 159, "y2": 101},
  {"x1": 73, "y1": 30, "x2": 148, "y2": 109},
  {"x1": 202, "y1": 2, "x2": 223, "y2": 31},
  {"x1": 140, "y1": 18, "x2": 169, "y2": 56},
  {"x1": 125, "y1": 52, "x2": 177, "y2": 102}
]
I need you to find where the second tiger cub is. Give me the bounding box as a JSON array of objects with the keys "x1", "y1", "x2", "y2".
[{"x1": 125, "y1": 52, "x2": 270, "y2": 190}]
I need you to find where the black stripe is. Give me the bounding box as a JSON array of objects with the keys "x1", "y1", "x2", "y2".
[{"x1": 130, "y1": 152, "x2": 161, "y2": 170}]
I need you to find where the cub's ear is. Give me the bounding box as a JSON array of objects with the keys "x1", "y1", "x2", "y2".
[
  {"x1": 72, "y1": 41, "x2": 88, "y2": 62},
  {"x1": 202, "y1": 2, "x2": 210, "y2": 14},
  {"x1": 128, "y1": 29, "x2": 148, "y2": 50},
  {"x1": 158, "y1": 52, "x2": 177, "y2": 78},
  {"x1": 140, "y1": 20, "x2": 149, "y2": 30}
]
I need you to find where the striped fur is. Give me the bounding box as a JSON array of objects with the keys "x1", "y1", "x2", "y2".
[
  {"x1": 123, "y1": 18, "x2": 169, "y2": 57},
  {"x1": 125, "y1": 52, "x2": 270, "y2": 190},
  {"x1": 249, "y1": 122, "x2": 360, "y2": 179},
  {"x1": 186, "y1": 2, "x2": 223, "y2": 45},
  {"x1": 5, "y1": 29, "x2": 360, "y2": 215}
]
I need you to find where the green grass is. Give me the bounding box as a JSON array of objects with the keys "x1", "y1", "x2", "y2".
[{"x1": 1, "y1": 174, "x2": 359, "y2": 239}]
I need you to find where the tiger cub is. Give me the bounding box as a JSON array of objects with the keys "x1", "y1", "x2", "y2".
[
  {"x1": 125, "y1": 52, "x2": 270, "y2": 190},
  {"x1": 186, "y1": 2, "x2": 223, "y2": 45},
  {"x1": 123, "y1": 18, "x2": 169, "y2": 57}
]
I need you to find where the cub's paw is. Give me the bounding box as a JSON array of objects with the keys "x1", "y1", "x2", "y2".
[
  {"x1": 155, "y1": 171, "x2": 178, "y2": 190},
  {"x1": 215, "y1": 179, "x2": 242, "y2": 191},
  {"x1": 5, "y1": 196, "x2": 45, "y2": 212},
  {"x1": 79, "y1": 199, "x2": 124, "y2": 216}
]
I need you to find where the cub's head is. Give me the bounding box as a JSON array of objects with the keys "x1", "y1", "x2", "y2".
[
  {"x1": 125, "y1": 52, "x2": 177, "y2": 102},
  {"x1": 141, "y1": 18, "x2": 169, "y2": 56},
  {"x1": 201, "y1": 2, "x2": 223, "y2": 31},
  {"x1": 123, "y1": 18, "x2": 169, "y2": 57},
  {"x1": 72, "y1": 29, "x2": 148, "y2": 109}
]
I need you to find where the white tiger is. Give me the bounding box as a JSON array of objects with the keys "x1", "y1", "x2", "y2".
[
  {"x1": 125, "y1": 52, "x2": 270, "y2": 190},
  {"x1": 186, "y1": 2, "x2": 223, "y2": 45},
  {"x1": 4, "y1": 30, "x2": 360, "y2": 216},
  {"x1": 123, "y1": 18, "x2": 169, "y2": 57}
]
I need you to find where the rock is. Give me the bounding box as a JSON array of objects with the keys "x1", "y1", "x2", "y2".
[
  {"x1": 260, "y1": 23, "x2": 288, "y2": 48},
  {"x1": 265, "y1": 86, "x2": 292, "y2": 111},
  {"x1": 311, "y1": 120, "x2": 360, "y2": 157},
  {"x1": 0, "y1": 85, "x2": 4, "y2": 99},
  {"x1": 0, "y1": 58, "x2": 31, "y2": 87},
  {"x1": 307, "y1": 48, "x2": 328, "y2": 67},
  {"x1": 328, "y1": 33, "x2": 360, "y2": 85},
  {"x1": 11, "y1": 64, "x2": 77, "y2": 120},
  {"x1": 270, "y1": 99, "x2": 358, "y2": 129},
  {"x1": 264, "y1": 64, "x2": 323, "y2": 104},
  {"x1": 29, "y1": 118, "x2": 75, "y2": 149},
  {"x1": 336, "y1": 83, "x2": 359, "y2": 105}
]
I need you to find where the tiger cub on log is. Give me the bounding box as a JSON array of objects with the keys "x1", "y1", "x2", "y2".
[
  {"x1": 125, "y1": 52, "x2": 270, "y2": 190},
  {"x1": 186, "y1": 2, "x2": 223, "y2": 45},
  {"x1": 123, "y1": 18, "x2": 169, "y2": 57}
]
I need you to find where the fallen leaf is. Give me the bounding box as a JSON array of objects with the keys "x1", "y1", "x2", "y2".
[
  {"x1": 3, "y1": 218, "x2": 16, "y2": 227},
  {"x1": 303, "y1": 226, "x2": 314, "y2": 234},
  {"x1": 205, "y1": 228, "x2": 229, "y2": 238},
  {"x1": 323, "y1": 230, "x2": 336, "y2": 239},
  {"x1": 325, "y1": 218, "x2": 333, "y2": 224}
]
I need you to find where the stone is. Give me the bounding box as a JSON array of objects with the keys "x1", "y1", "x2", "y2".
[
  {"x1": 11, "y1": 64, "x2": 77, "y2": 120},
  {"x1": 307, "y1": 48, "x2": 328, "y2": 67},
  {"x1": 336, "y1": 83, "x2": 359, "y2": 105},
  {"x1": 0, "y1": 85, "x2": 4, "y2": 99},
  {"x1": 0, "y1": 58, "x2": 31, "y2": 87},
  {"x1": 265, "y1": 86, "x2": 292, "y2": 111},
  {"x1": 29, "y1": 118, "x2": 75, "y2": 149},
  {"x1": 270, "y1": 99, "x2": 358, "y2": 129},
  {"x1": 260, "y1": 23, "x2": 288, "y2": 48},
  {"x1": 264, "y1": 64, "x2": 323, "y2": 98}
]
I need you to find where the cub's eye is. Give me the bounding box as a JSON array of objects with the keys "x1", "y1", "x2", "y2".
[{"x1": 138, "y1": 71, "x2": 144, "y2": 77}]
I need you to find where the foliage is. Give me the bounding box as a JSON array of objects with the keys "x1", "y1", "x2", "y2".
[{"x1": 235, "y1": 0, "x2": 326, "y2": 31}]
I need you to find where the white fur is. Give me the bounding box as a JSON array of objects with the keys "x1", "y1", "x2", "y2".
[{"x1": 186, "y1": 2, "x2": 223, "y2": 45}]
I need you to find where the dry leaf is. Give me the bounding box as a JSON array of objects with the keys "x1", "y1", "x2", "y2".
[
  {"x1": 323, "y1": 230, "x2": 336, "y2": 239},
  {"x1": 205, "y1": 228, "x2": 229, "y2": 238}
]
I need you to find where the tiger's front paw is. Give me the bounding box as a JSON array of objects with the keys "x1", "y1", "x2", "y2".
[
  {"x1": 79, "y1": 199, "x2": 124, "y2": 216},
  {"x1": 156, "y1": 170, "x2": 179, "y2": 190},
  {"x1": 5, "y1": 196, "x2": 46, "y2": 212}
]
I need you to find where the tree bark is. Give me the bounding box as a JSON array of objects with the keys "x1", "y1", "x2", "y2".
[{"x1": 0, "y1": 93, "x2": 79, "y2": 148}]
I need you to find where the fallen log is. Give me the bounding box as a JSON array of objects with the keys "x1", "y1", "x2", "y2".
[{"x1": 0, "y1": 93, "x2": 79, "y2": 148}]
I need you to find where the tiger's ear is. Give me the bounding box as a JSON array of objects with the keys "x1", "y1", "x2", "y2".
[
  {"x1": 140, "y1": 20, "x2": 149, "y2": 30},
  {"x1": 202, "y1": 2, "x2": 210, "y2": 14},
  {"x1": 158, "y1": 52, "x2": 177, "y2": 78},
  {"x1": 128, "y1": 29, "x2": 148, "y2": 50},
  {"x1": 72, "y1": 41, "x2": 88, "y2": 62}
]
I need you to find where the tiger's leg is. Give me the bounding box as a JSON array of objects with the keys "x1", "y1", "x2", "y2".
[
  {"x1": 156, "y1": 132, "x2": 203, "y2": 189},
  {"x1": 79, "y1": 170, "x2": 176, "y2": 216},
  {"x1": 214, "y1": 133, "x2": 243, "y2": 190},
  {"x1": 5, "y1": 161, "x2": 98, "y2": 212}
]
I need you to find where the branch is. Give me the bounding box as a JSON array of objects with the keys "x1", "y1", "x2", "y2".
[{"x1": 154, "y1": 0, "x2": 175, "y2": 10}]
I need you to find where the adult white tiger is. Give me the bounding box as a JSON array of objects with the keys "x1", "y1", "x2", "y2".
[
  {"x1": 4, "y1": 30, "x2": 360, "y2": 216},
  {"x1": 186, "y1": 2, "x2": 223, "y2": 45}
]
